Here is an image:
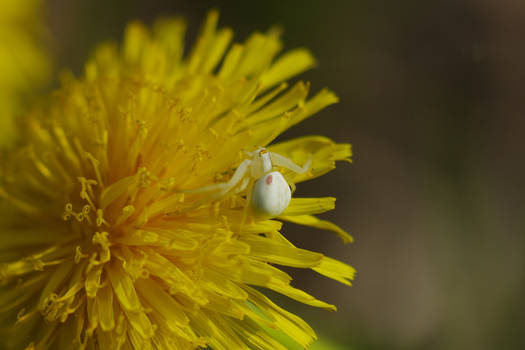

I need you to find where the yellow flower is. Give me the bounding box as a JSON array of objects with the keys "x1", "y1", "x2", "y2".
[
  {"x1": 0, "y1": 11, "x2": 354, "y2": 350},
  {"x1": 0, "y1": 0, "x2": 51, "y2": 147}
]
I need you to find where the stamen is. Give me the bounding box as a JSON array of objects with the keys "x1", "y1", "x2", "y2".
[
  {"x1": 96, "y1": 209, "x2": 109, "y2": 227},
  {"x1": 84, "y1": 152, "x2": 103, "y2": 186},
  {"x1": 78, "y1": 177, "x2": 98, "y2": 210},
  {"x1": 75, "y1": 246, "x2": 88, "y2": 264},
  {"x1": 63, "y1": 203, "x2": 75, "y2": 221},
  {"x1": 115, "y1": 205, "x2": 135, "y2": 226},
  {"x1": 82, "y1": 205, "x2": 93, "y2": 225},
  {"x1": 138, "y1": 167, "x2": 156, "y2": 188},
  {"x1": 92, "y1": 232, "x2": 111, "y2": 263}
]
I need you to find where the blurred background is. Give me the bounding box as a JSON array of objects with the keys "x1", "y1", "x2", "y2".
[{"x1": 15, "y1": 0, "x2": 525, "y2": 348}]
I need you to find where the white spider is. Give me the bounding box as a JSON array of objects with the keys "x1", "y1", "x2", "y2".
[{"x1": 185, "y1": 148, "x2": 312, "y2": 218}]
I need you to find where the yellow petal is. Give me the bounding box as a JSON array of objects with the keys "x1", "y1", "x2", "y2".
[
  {"x1": 135, "y1": 278, "x2": 188, "y2": 329},
  {"x1": 280, "y1": 214, "x2": 354, "y2": 243},
  {"x1": 97, "y1": 283, "x2": 115, "y2": 331},
  {"x1": 269, "y1": 136, "x2": 352, "y2": 183},
  {"x1": 268, "y1": 281, "x2": 337, "y2": 311},
  {"x1": 282, "y1": 197, "x2": 336, "y2": 216},
  {"x1": 260, "y1": 48, "x2": 317, "y2": 89},
  {"x1": 313, "y1": 257, "x2": 356, "y2": 286},
  {"x1": 106, "y1": 262, "x2": 141, "y2": 311},
  {"x1": 241, "y1": 234, "x2": 323, "y2": 268},
  {"x1": 245, "y1": 286, "x2": 317, "y2": 348}
]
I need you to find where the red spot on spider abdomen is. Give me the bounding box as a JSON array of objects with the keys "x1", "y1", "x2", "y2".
[{"x1": 266, "y1": 174, "x2": 273, "y2": 185}]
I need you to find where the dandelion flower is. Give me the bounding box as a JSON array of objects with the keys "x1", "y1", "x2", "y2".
[
  {"x1": 0, "y1": 0, "x2": 51, "y2": 146},
  {"x1": 0, "y1": 11, "x2": 354, "y2": 350}
]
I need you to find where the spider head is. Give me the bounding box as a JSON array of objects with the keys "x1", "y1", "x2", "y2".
[{"x1": 250, "y1": 148, "x2": 272, "y2": 179}]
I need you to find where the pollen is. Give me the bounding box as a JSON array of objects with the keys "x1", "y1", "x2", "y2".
[{"x1": 0, "y1": 10, "x2": 354, "y2": 350}]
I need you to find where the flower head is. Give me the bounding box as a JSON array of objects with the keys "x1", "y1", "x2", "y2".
[
  {"x1": 0, "y1": 11, "x2": 354, "y2": 350},
  {"x1": 0, "y1": 0, "x2": 51, "y2": 146}
]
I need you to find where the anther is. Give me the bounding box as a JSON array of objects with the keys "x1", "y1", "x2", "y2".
[
  {"x1": 75, "y1": 246, "x2": 88, "y2": 264},
  {"x1": 96, "y1": 209, "x2": 109, "y2": 227}
]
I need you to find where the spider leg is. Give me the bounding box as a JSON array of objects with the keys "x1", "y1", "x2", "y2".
[
  {"x1": 269, "y1": 152, "x2": 312, "y2": 174},
  {"x1": 182, "y1": 159, "x2": 251, "y2": 195},
  {"x1": 217, "y1": 159, "x2": 251, "y2": 196},
  {"x1": 234, "y1": 176, "x2": 251, "y2": 194},
  {"x1": 181, "y1": 182, "x2": 227, "y2": 194},
  {"x1": 174, "y1": 159, "x2": 251, "y2": 213},
  {"x1": 238, "y1": 179, "x2": 254, "y2": 234}
]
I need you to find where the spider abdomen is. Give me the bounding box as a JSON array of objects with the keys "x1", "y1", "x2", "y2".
[{"x1": 251, "y1": 171, "x2": 291, "y2": 218}]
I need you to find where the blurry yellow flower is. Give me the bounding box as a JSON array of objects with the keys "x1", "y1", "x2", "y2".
[
  {"x1": 0, "y1": 11, "x2": 354, "y2": 350},
  {"x1": 0, "y1": 0, "x2": 51, "y2": 147}
]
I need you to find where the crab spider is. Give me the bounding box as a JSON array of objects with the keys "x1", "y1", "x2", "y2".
[{"x1": 185, "y1": 148, "x2": 312, "y2": 218}]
